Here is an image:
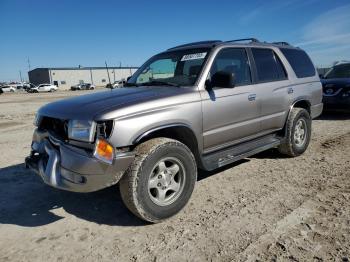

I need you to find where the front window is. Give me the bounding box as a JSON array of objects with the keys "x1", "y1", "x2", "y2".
[
  {"x1": 209, "y1": 48, "x2": 252, "y2": 86},
  {"x1": 127, "y1": 48, "x2": 210, "y2": 87},
  {"x1": 325, "y1": 64, "x2": 350, "y2": 79}
]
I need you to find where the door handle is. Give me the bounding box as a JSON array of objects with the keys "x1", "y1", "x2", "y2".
[
  {"x1": 248, "y1": 94, "x2": 256, "y2": 101},
  {"x1": 287, "y1": 87, "x2": 294, "y2": 94}
]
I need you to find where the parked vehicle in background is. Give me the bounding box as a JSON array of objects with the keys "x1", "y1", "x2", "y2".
[
  {"x1": 1, "y1": 85, "x2": 16, "y2": 93},
  {"x1": 0, "y1": 87, "x2": 3, "y2": 94},
  {"x1": 27, "y1": 84, "x2": 57, "y2": 93},
  {"x1": 71, "y1": 83, "x2": 95, "y2": 91},
  {"x1": 22, "y1": 83, "x2": 36, "y2": 91},
  {"x1": 26, "y1": 38, "x2": 322, "y2": 223},
  {"x1": 105, "y1": 80, "x2": 126, "y2": 89},
  {"x1": 113, "y1": 79, "x2": 126, "y2": 88},
  {"x1": 321, "y1": 61, "x2": 350, "y2": 112}
]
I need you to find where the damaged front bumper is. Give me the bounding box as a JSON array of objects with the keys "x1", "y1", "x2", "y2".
[{"x1": 25, "y1": 129, "x2": 134, "y2": 193}]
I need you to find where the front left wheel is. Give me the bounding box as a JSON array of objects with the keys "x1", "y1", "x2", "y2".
[{"x1": 119, "y1": 138, "x2": 197, "y2": 223}]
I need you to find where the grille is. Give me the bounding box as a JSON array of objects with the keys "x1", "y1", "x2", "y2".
[{"x1": 39, "y1": 117, "x2": 68, "y2": 141}]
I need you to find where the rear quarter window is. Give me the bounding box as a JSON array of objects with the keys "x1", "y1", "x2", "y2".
[{"x1": 280, "y1": 48, "x2": 316, "y2": 78}]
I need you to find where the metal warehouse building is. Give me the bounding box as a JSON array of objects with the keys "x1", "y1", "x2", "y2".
[{"x1": 28, "y1": 66, "x2": 138, "y2": 90}]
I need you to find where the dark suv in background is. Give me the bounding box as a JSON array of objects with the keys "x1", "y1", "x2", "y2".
[{"x1": 321, "y1": 62, "x2": 350, "y2": 112}]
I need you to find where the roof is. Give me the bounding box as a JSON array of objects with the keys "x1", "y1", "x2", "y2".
[{"x1": 29, "y1": 66, "x2": 138, "y2": 73}]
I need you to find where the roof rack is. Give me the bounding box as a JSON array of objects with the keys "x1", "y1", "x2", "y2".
[
  {"x1": 226, "y1": 38, "x2": 260, "y2": 43},
  {"x1": 168, "y1": 40, "x2": 222, "y2": 50},
  {"x1": 272, "y1": 41, "x2": 291, "y2": 46}
]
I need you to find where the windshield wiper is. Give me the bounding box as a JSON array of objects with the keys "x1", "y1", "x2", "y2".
[{"x1": 141, "y1": 81, "x2": 180, "y2": 87}]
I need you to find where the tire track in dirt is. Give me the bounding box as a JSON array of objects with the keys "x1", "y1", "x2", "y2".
[{"x1": 238, "y1": 132, "x2": 350, "y2": 261}]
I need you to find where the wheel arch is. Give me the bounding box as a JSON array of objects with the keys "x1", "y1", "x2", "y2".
[
  {"x1": 133, "y1": 124, "x2": 203, "y2": 168},
  {"x1": 291, "y1": 99, "x2": 311, "y2": 113},
  {"x1": 279, "y1": 98, "x2": 312, "y2": 137}
]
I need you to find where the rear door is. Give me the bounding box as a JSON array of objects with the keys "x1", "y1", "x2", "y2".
[
  {"x1": 201, "y1": 47, "x2": 261, "y2": 152},
  {"x1": 249, "y1": 48, "x2": 291, "y2": 133}
]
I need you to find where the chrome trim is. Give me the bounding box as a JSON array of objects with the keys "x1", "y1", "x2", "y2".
[{"x1": 323, "y1": 88, "x2": 342, "y2": 97}]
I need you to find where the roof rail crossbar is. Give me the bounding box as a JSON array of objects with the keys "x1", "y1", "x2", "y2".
[
  {"x1": 226, "y1": 38, "x2": 260, "y2": 43},
  {"x1": 272, "y1": 41, "x2": 290, "y2": 46},
  {"x1": 168, "y1": 40, "x2": 222, "y2": 50}
]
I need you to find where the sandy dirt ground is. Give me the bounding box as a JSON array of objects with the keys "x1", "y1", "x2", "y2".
[{"x1": 0, "y1": 91, "x2": 349, "y2": 262}]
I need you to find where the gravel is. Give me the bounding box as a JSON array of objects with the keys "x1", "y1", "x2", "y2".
[{"x1": 0, "y1": 91, "x2": 349, "y2": 261}]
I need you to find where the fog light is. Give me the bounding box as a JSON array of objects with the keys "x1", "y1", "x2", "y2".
[{"x1": 94, "y1": 138, "x2": 114, "y2": 164}]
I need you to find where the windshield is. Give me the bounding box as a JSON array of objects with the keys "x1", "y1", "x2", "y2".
[
  {"x1": 324, "y1": 63, "x2": 350, "y2": 79},
  {"x1": 127, "y1": 48, "x2": 210, "y2": 87}
]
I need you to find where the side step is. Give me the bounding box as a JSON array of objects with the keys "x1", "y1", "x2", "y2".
[{"x1": 201, "y1": 134, "x2": 282, "y2": 171}]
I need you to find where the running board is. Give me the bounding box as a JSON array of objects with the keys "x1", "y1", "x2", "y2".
[{"x1": 201, "y1": 134, "x2": 282, "y2": 171}]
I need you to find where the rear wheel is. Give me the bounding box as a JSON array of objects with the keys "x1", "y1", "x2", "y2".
[
  {"x1": 119, "y1": 138, "x2": 197, "y2": 223},
  {"x1": 278, "y1": 108, "x2": 311, "y2": 157}
]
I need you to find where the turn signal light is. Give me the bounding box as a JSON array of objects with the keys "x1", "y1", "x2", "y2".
[{"x1": 94, "y1": 138, "x2": 114, "y2": 164}]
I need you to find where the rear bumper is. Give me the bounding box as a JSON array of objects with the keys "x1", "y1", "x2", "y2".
[
  {"x1": 25, "y1": 129, "x2": 134, "y2": 193},
  {"x1": 310, "y1": 103, "x2": 323, "y2": 119}
]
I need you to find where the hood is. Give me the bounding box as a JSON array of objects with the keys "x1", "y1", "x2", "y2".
[
  {"x1": 321, "y1": 78, "x2": 350, "y2": 88},
  {"x1": 38, "y1": 87, "x2": 183, "y2": 120}
]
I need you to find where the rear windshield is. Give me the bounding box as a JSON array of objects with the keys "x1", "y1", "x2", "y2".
[{"x1": 280, "y1": 48, "x2": 315, "y2": 78}]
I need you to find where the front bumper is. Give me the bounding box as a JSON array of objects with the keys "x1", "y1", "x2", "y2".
[
  {"x1": 323, "y1": 95, "x2": 350, "y2": 112},
  {"x1": 25, "y1": 129, "x2": 134, "y2": 193}
]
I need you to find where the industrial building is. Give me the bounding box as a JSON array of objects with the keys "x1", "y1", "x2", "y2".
[{"x1": 28, "y1": 66, "x2": 138, "y2": 90}]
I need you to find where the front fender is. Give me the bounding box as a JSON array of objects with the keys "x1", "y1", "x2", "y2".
[{"x1": 108, "y1": 101, "x2": 203, "y2": 150}]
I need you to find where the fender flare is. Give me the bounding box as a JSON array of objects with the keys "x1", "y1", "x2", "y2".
[{"x1": 133, "y1": 123, "x2": 196, "y2": 144}]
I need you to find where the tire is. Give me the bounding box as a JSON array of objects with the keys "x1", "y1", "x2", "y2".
[
  {"x1": 119, "y1": 138, "x2": 197, "y2": 223},
  {"x1": 278, "y1": 107, "x2": 311, "y2": 157},
  {"x1": 50, "y1": 89, "x2": 54, "y2": 92}
]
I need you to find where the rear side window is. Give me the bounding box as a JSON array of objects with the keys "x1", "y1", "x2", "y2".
[
  {"x1": 251, "y1": 48, "x2": 287, "y2": 82},
  {"x1": 280, "y1": 48, "x2": 315, "y2": 78}
]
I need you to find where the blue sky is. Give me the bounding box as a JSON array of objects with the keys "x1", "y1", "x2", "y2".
[{"x1": 0, "y1": 0, "x2": 349, "y2": 82}]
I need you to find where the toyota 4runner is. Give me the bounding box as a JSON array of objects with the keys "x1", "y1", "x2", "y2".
[{"x1": 25, "y1": 38, "x2": 323, "y2": 222}]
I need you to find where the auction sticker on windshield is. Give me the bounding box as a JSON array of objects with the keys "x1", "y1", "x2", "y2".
[{"x1": 181, "y1": 52, "x2": 207, "y2": 61}]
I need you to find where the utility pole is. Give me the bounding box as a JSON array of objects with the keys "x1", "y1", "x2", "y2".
[
  {"x1": 27, "y1": 58, "x2": 31, "y2": 72},
  {"x1": 19, "y1": 70, "x2": 23, "y2": 83},
  {"x1": 105, "y1": 61, "x2": 111, "y2": 88}
]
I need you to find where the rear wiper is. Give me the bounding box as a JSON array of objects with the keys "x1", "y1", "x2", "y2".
[{"x1": 141, "y1": 81, "x2": 180, "y2": 87}]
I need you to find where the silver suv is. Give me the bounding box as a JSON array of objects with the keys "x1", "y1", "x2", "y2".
[{"x1": 26, "y1": 38, "x2": 323, "y2": 222}]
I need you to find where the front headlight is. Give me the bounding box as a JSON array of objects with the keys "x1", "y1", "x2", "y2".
[
  {"x1": 68, "y1": 120, "x2": 96, "y2": 142},
  {"x1": 33, "y1": 113, "x2": 42, "y2": 126}
]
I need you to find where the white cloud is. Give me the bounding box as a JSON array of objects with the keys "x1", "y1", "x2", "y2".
[{"x1": 295, "y1": 4, "x2": 350, "y2": 67}]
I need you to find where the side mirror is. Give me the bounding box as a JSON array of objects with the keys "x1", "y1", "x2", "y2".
[
  {"x1": 206, "y1": 71, "x2": 235, "y2": 89},
  {"x1": 319, "y1": 74, "x2": 324, "y2": 79}
]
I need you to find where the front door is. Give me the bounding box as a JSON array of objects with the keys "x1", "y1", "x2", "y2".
[{"x1": 201, "y1": 48, "x2": 261, "y2": 153}]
